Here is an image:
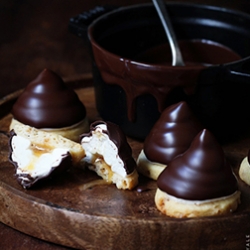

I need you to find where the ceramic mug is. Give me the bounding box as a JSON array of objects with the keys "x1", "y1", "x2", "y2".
[{"x1": 70, "y1": 3, "x2": 250, "y2": 142}]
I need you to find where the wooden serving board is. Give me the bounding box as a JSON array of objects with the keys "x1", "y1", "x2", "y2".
[{"x1": 0, "y1": 76, "x2": 250, "y2": 250}]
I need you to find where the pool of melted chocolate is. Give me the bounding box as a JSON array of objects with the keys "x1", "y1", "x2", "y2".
[{"x1": 135, "y1": 39, "x2": 241, "y2": 66}]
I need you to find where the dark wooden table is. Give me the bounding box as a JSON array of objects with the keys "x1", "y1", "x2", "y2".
[{"x1": 1, "y1": 0, "x2": 250, "y2": 249}]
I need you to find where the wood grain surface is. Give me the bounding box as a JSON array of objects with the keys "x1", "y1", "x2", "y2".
[{"x1": 0, "y1": 79, "x2": 250, "y2": 250}]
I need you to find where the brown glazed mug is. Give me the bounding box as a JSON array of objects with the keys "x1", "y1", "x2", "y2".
[{"x1": 70, "y1": 3, "x2": 250, "y2": 142}]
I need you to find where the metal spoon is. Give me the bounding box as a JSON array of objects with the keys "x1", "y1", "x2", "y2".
[{"x1": 152, "y1": 0, "x2": 185, "y2": 66}]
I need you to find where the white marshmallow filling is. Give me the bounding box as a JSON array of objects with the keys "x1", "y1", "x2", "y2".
[
  {"x1": 10, "y1": 134, "x2": 69, "y2": 179},
  {"x1": 81, "y1": 124, "x2": 127, "y2": 178}
]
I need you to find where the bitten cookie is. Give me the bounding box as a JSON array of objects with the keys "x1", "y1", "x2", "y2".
[
  {"x1": 80, "y1": 121, "x2": 138, "y2": 190},
  {"x1": 9, "y1": 124, "x2": 85, "y2": 188}
]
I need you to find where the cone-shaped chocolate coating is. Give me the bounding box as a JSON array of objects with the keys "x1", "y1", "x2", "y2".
[
  {"x1": 157, "y1": 129, "x2": 238, "y2": 200},
  {"x1": 11, "y1": 69, "x2": 86, "y2": 128},
  {"x1": 144, "y1": 101, "x2": 203, "y2": 164}
]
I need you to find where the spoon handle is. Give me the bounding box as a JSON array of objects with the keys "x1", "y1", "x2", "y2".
[{"x1": 152, "y1": 0, "x2": 185, "y2": 66}]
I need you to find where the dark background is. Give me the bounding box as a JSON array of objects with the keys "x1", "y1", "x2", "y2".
[
  {"x1": 1, "y1": 0, "x2": 250, "y2": 249},
  {"x1": 1, "y1": 0, "x2": 250, "y2": 98}
]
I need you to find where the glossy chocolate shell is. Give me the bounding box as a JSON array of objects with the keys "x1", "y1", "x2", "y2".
[
  {"x1": 157, "y1": 129, "x2": 238, "y2": 200},
  {"x1": 144, "y1": 101, "x2": 203, "y2": 164},
  {"x1": 11, "y1": 69, "x2": 86, "y2": 128}
]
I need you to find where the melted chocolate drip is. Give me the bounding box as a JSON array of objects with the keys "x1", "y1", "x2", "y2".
[
  {"x1": 81, "y1": 121, "x2": 136, "y2": 174},
  {"x1": 144, "y1": 101, "x2": 203, "y2": 164},
  {"x1": 92, "y1": 39, "x2": 241, "y2": 121},
  {"x1": 157, "y1": 129, "x2": 238, "y2": 200},
  {"x1": 11, "y1": 69, "x2": 86, "y2": 128}
]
